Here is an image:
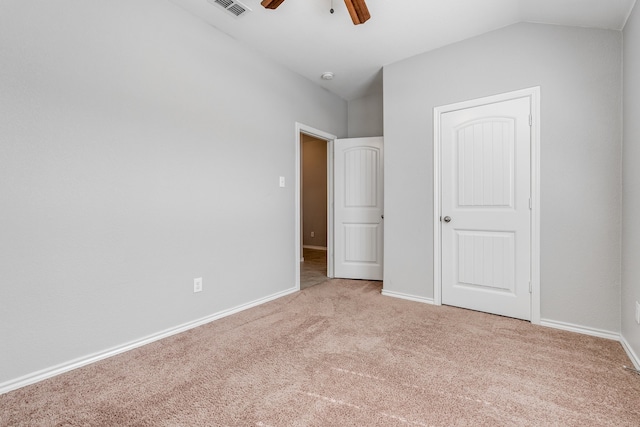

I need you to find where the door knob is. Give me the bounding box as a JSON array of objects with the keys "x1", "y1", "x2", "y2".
[{"x1": 443, "y1": 216, "x2": 452, "y2": 223}]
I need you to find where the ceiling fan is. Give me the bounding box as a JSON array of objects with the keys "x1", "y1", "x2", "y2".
[{"x1": 260, "y1": 0, "x2": 371, "y2": 25}]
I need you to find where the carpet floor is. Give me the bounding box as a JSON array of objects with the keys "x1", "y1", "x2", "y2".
[{"x1": 1, "y1": 280, "x2": 639, "y2": 426}]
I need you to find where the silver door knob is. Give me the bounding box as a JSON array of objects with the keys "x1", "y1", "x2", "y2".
[{"x1": 443, "y1": 216, "x2": 452, "y2": 223}]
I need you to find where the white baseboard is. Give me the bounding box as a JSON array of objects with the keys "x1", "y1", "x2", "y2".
[
  {"x1": 381, "y1": 289, "x2": 435, "y2": 305},
  {"x1": 302, "y1": 245, "x2": 327, "y2": 251},
  {"x1": 620, "y1": 335, "x2": 640, "y2": 369},
  {"x1": 0, "y1": 286, "x2": 298, "y2": 396},
  {"x1": 539, "y1": 318, "x2": 620, "y2": 341}
]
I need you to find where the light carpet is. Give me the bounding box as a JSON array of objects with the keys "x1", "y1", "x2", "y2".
[{"x1": 1, "y1": 280, "x2": 639, "y2": 426}]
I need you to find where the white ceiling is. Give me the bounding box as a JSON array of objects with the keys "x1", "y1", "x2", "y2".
[{"x1": 170, "y1": 0, "x2": 636, "y2": 101}]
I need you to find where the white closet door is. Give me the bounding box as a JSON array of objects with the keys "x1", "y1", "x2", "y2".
[{"x1": 441, "y1": 98, "x2": 531, "y2": 320}]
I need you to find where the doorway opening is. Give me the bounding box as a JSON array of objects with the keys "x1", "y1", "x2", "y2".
[
  {"x1": 301, "y1": 133, "x2": 329, "y2": 289},
  {"x1": 295, "y1": 123, "x2": 336, "y2": 290}
]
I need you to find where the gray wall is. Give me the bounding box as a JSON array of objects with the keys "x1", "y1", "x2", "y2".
[
  {"x1": 302, "y1": 135, "x2": 328, "y2": 248},
  {"x1": 0, "y1": 0, "x2": 347, "y2": 385},
  {"x1": 348, "y1": 92, "x2": 384, "y2": 138},
  {"x1": 383, "y1": 23, "x2": 622, "y2": 333},
  {"x1": 623, "y1": 4, "x2": 640, "y2": 361}
]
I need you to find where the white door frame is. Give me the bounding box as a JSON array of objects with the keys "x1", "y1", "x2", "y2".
[
  {"x1": 433, "y1": 87, "x2": 541, "y2": 324},
  {"x1": 295, "y1": 123, "x2": 337, "y2": 290}
]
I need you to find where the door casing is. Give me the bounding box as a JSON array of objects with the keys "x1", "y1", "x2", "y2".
[{"x1": 433, "y1": 87, "x2": 541, "y2": 324}]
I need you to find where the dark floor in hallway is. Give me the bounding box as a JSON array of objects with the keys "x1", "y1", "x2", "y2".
[{"x1": 300, "y1": 248, "x2": 327, "y2": 289}]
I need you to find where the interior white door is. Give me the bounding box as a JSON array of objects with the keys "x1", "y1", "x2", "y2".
[
  {"x1": 441, "y1": 97, "x2": 531, "y2": 320},
  {"x1": 334, "y1": 137, "x2": 384, "y2": 280}
]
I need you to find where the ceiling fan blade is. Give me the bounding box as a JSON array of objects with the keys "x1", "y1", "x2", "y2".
[
  {"x1": 344, "y1": 0, "x2": 370, "y2": 25},
  {"x1": 261, "y1": 0, "x2": 286, "y2": 9}
]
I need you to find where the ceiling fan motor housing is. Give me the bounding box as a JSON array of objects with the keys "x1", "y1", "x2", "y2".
[{"x1": 261, "y1": 0, "x2": 371, "y2": 25}]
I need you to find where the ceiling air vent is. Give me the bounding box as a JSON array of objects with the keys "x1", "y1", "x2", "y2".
[{"x1": 208, "y1": 0, "x2": 251, "y2": 18}]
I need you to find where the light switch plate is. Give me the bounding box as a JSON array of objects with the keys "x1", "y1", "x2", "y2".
[{"x1": 279, "y1": 176, "x2": 285, "y2": 187}]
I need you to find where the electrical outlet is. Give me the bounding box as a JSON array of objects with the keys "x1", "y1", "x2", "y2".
[
  {"x1": 194, "y1": 277, "x2": 203, "y2": 293},
  {"x1": 311, "y1": 231, "x2": 315, "y2": 238},
  {"x1": 636, "y1": 301, "x2": 640, "y2": 325}
]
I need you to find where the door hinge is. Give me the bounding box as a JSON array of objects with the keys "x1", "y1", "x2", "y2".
[
  {"x1": 529, "y1": 198, "x2": 532, "y2": 210},
  {"x1": 529, "y1": 115, "x2": 532, "y2": 127},
  {"x1": 529, "y1": 281, "x2": 532, "y2": 293}
]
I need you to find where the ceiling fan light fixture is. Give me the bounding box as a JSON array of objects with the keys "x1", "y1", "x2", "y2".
[
  {"x1": 261, "y1": 0, "x2": 286, "y2": 9},
  {"x1": 344, "y1": 0, "x2": 370, "y2": 25}
]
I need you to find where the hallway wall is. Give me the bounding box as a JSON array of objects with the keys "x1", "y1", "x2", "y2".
[{"x1": 302, "y1": 135, "x2": 328, "y2": 248}]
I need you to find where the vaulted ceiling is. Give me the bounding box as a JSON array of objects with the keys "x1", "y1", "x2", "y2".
[{"x1": 170, "y1": 0, "x2": 636, "y2": 100}]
